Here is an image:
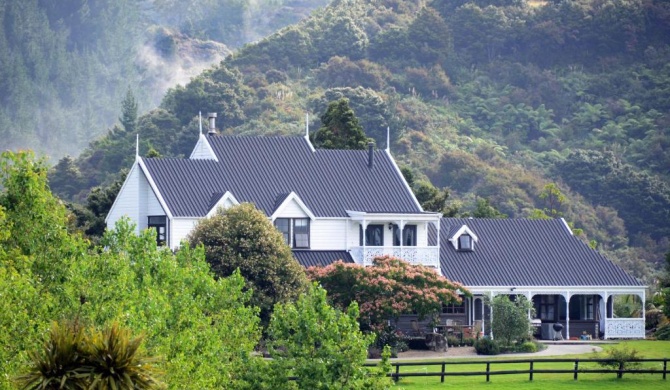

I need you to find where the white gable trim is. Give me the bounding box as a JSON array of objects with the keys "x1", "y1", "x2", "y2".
[
  {"x1": 385, "y1": 149, "x2": 424, "y2": 211},
  {"x1": 137, "y1": 158, "x2": 174, "y2": 219},
  {"x1": 206, "y1": 191, "x2": 239, "y2": 217},
  {"x1": 271, "y1": 192, "x2": 315, "y2": 221},
  {"x1": 189, "y1": 133, "x2": 219, "y2": 161},
  {"x1": 560, "y1": 218, "x2": 574, "y2": 235},
  {"x1": 105, "y1": 161, "x2": 139, "y2": 224},
  {"x1": 449, "y1": 224, "x2": 479, "y2": 250}
]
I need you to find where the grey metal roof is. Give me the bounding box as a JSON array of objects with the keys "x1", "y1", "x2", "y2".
[
  {"x1": 292, "y1": 250, "x2": 354, "y2": 268},
  {"x1": 439, "y1": 218, "x2": 642, "y2": 287},
  {"x1": 142, "y1": 136, "x2": 422, "y2": 217}
]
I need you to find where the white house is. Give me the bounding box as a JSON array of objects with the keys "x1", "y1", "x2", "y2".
[{"x1": 106, "y1": 115, "x2": 645, "y2": 340}]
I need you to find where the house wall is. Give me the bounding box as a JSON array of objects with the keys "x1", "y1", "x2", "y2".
[
  {"x1": 311, "y1": 219, "x2": 347, "y2": 250},
  {"x1": 171, "y1": 218, "x2": 200, "y2": 249},
  {"x1": 106, "y1": 164, "x2": 141, "y2": 234}
]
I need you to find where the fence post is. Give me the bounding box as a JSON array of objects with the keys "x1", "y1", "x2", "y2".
[
  {"x1": 486, "y1": 362, "x2": 491, "y2": 382},
  {"x1": 394, "y1": 364, "x2": 400, "y2": 382},
  {"x1": 664, "y1": 358, "x2": 667, "y2": 380},
  {"x1": 574, "y1": 359, "x2": 579, "y2": 380},
  {"x1": 618, "y1": 361, "x2": 624, "y2": 379},
  {"x1": 441, "y1": 362, "x2": 446, "y2": 383},
  {"x1": 529, "y1": 361, "x2": 534, "y2": 381}
]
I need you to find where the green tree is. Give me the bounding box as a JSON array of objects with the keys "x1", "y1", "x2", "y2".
[
  {"x1": 307, "y1": 256, "x2": 468, "y2": 331},
  {"x1": 414, "y1": 180, "x2": 460, "y2": 216},
  {"x1": 312, "y1": 98, "x2": 371, "y2": 150},
  {"x1": 489, "y1": 294, "x2": 533, "y2": 347},
  {"x1": 188, "y1": 203, "x2": 309, "y2": 324},
  {"x1": 660, "y1": 251, "x2": 670, "y2": 318},
  {"x1": 267, "y1": 284, "x2": 391, "y2": 390},
  {"x1": 120, "y1": 88, "x2": 138, "y2": 135},
  {"x1": 471, "y1": 197, "x2": 507, "y2": 218}
]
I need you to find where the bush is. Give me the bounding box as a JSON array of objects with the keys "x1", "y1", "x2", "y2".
[
  {"x1": 597, "y1": 344, "x2": 642, "y2": 372},
  {"x1": 655, "y1": 324, "x2": 670, "y2": 340},
  {"x1": 374, "y1": 325, "x2": 409, "y2": 357},
  {"x1": 447, "y1": 336, "x2": 460, "y2": 347},
  {"x1": 462, "y1": 337, "x2": 476, "y2": 346},
  {"x1": 474, "y1": 338, "x2": 500, "y2": 355},
  {"x1": 517, "y1": 341, "x2": 537, "y2": 353}
]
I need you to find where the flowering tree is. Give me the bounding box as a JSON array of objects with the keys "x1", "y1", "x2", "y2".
[{"x1": 307, "y1": 255, "x2": 469, "y2": 330}]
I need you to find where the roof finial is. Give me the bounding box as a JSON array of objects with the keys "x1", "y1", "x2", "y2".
[
  {"x1": 135, "y1": 134, "x2": 139, "y2": 159},
  {"x1": 386, "y1": 126, "x2": 390, "y2": 153},
  {"x1": 199, "y1": 111, "x2": 203, "y2": 135}
]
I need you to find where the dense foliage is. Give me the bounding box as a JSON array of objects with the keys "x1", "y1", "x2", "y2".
[
  {"x1": 307, "y1": 256, "x2": 468, "y2": 331},
  {"x1": 0, "y1": 151, "x2": 262, "y2": 389},
  {"x1": 263, "y1": 284, "x2": 392, "y2": 390},
  {"x1": 48, "y1": 0, "x2": 670, "y2": 285},
  {"x1": 188, "y1": 203, "x2": 309, "y2": 324},
  {"x1": 489, "y1": 294, "x2": 534, "y2": 348}
]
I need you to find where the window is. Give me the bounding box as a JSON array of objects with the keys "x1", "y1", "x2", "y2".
[
  {"x1": 148, "y1": 216, "x2": 167, "y2": 246},
  {"x1": 393, "y1": 225, "x2": 417, "y2": 246},
  {"x1": 274, "y1": 218, "x2": 310, "y2": 248},
  {"x1": 275, "y1": 218, "x2": 290, "y2": 245},
  {"x1": 360, "y1": 224, "x2": 384, "y2": 246},
  {"x1": 569, "y1": 295, "x2": 595, "y2": 320},
  {"x1": 442, "y1": 302, "x2": 465, "y2": 314},
  {"x1": 293, "y1": 219, "x2": 310, "y2": 248},
  {"x1": 458, "y1": 234, "x2": 473, "y2": 251},
  {"x1": 537, "y1": 295, "x2": 556, "y2": 321}
]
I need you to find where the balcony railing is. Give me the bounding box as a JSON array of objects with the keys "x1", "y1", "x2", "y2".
[
  {"x1": 604, "y1": 318, "x2": 645, "y2": 339},
  {"x1": 350, "y1": 246, "x2": 440, "y2": 268}
]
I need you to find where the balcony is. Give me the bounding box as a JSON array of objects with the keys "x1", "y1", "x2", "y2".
[
  {"x1": 350, "y1": 246, "x2": 440, "y2": 269},
  {"x1": 604, "y1": 318, "x2": 645, "y2": 339}
]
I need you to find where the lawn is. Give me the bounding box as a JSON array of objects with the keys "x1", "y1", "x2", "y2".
[{"x1": 387, "y1": 340, "x2": 670, "y2": 390}]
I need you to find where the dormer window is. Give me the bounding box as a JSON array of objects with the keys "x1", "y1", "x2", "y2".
[
  {"x1": 458, "y1": 234, "x2": 473, "y2": 251},
  {"x1": 449, "y1": 224, "x2": 478, "y2": 251}
]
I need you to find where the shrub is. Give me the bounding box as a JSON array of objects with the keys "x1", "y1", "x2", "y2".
[
  {"x1": 654, "y1": 324, "x2": 670, "y2": 340},
  {"x1": 462, "y1": 337, "x2": 476, "y2": 346},
  {"x1": 447, "y1": 336, "x2": 460, "y2": 347},
  {"x1": 597, "y1": 344, "x2": 642, "y2": 373},
  {"x1": 474, "y1": 338, "x2": 500, "y2": 355},
  {"x1": 517, "y1": 341, "x2": 537, "y2": 353}
]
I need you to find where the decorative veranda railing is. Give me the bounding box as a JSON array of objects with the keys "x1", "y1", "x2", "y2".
[
  {"x1": 350, "y1": 246, "x2": 440, "y2": 268},
  {"x1": 605, "y1": 318, "x2": 646, "y2": 339}
]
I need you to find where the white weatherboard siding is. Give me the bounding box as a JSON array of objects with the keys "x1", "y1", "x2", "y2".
[
  {"x1": 189, "y1": 135, "x2": 217, "y2": 160},
  {"x1": 310, "y1": 220, "x2": 347, "y2": 250},
  {"x1": 106, "y1": 164, "x2": 141, "y2": 234},
  {"x1": 138, "y1": 170, "x2": 165, "y2": 232},
  {"x1": 275, "y1": 198, "x2": 309, "y2": 218},
  {"x1": 171, "y1": 218, "x2": 200, "y2": 249}
]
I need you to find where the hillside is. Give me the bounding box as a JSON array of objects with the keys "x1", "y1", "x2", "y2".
[
  {"x1": 0, "y1": 0, "x2": 329, "y2": 160},
  {"x1": 51, "y1": 0, "x2": 670, "y2": 284}
]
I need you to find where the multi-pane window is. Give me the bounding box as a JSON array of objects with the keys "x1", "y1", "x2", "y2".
[
  {"x1": 538, "y1": 295, "x2": 556, "y2": 321},
  {"x1": 148, "y1": 216, "x2": 167, "y2": 246},
  {"x1": 274, "y1": 218, "x2": 309, "y2": 248},
  {"x1": 293, "y1": 219, "x2": 310, "y2": 248},
  {"x1": 442, "y1": 302, "x2": 466, "y2": 314},
  {"x1": 275, "y1": 218, "x2": 290, "y2": 245},
  {"x1": 393, "y1": 225, "x2": 417, "y2": 246}
]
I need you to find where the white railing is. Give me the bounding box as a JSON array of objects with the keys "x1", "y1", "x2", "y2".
[
  {"x1": 350, "y1": 246, "x2": 440, "y2": 268},
  {"x1": 604, "y1": 318, "x2": 645, "y2": 339}
]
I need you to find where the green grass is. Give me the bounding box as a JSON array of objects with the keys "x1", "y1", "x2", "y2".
[{"x1": 388, "y1": 341, "x2": 670, "y2": 390}]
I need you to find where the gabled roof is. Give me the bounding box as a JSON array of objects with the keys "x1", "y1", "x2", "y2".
[
  {"x1": 142, "y1": 136, "x2": 423, "y2": 218},
  {"x1": 292, "y1": 250, "x2": 354, "y2": 268},
  {"x1": 439, "y1": 218, "x2": 642, "y2": 287}
]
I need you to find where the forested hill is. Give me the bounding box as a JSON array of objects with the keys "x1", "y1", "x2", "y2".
[
  {"x1": 0, "y1": 0, "x2": 329, "y2": 160},
  {"x1": 51, "y1": 0, "x2": 670, "y2": 283}
]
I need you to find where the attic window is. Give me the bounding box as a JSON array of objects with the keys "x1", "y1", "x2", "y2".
[{"x1": 458, "y1": 234, "x2": 474, "y2": 252}]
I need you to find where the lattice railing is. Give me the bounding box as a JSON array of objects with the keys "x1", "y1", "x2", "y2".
[
  {"x1": 604, "y1": 318, "x2": 645, "y2": 339},
  {"x1": 350, "y1": 246, "x2": 440, "y2": 268}
]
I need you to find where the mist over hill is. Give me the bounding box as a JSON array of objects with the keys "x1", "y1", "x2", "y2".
[{"x1": 0, "y1": 0, "x2": 328, "y2": 160}]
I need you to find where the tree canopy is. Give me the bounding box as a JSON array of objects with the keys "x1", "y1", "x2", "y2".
[
  {"x1": 312, "y1": 98, "x2": 371, "y2": 150},
  {"x1": 307, "y1": 256, "x2": 468, "y2": 331},
  {"x1": 188, "y1": 203, "x2": 309, "y2": 324}
]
